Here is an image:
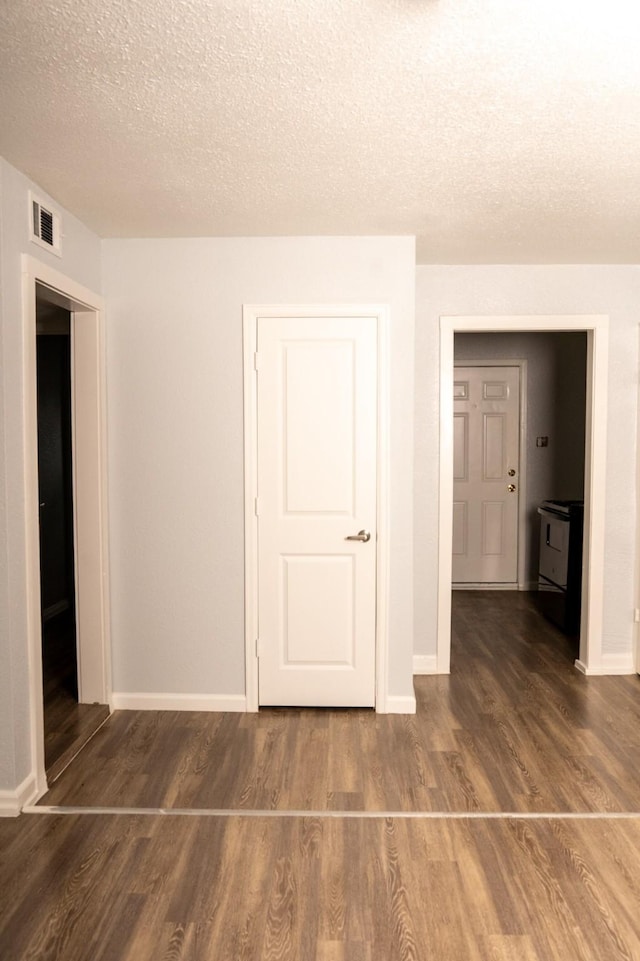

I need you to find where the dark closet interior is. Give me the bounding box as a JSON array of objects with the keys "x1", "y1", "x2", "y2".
[{"x1": 36, "y1": 294, "x2": 108, "y2": 778}]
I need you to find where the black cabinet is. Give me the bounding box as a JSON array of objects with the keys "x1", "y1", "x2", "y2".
[{"x1": 537, "y1": 500, "x2": 584, "y2": 638}]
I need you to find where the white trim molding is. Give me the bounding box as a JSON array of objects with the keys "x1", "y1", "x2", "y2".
[
  {"x1": 0, "y1": 773, "x2": 39, "y2": 817},
  {"x1": 111, "y1": 693, "x2": 248, "y2": 712},
  {"x1": 452, "y1": 583, "x2": 519, "y2": 591},
  {"x1": 575, "y1": 653, "x2": 636, "y2": 676},
  {"x1": 21, "y1": 256, "x2": 112, "y2": 802},
  {"x1": 413, "y1": 655, "x2": 438, "y2": 675},
  {"x1": 439, "y1": 315, "x2": 609, "y2": 676},
  {"x1": 243, "y1": 304, "x2": 392, "y2": 712},
  {"x1": 385, "y1": 695, "x2": 417, "y2": 714}
]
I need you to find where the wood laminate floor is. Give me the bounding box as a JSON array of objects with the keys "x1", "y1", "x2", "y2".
[
  {"x1": 40, "y1": 592, "x2": 640, "y2": 813},
  {"x1": 2, "y1": 591, "x2": 639, "y2": 959},
  {"x1": 2, "y1": 813, "x2": 640, "y2": 960},
  {"x1": 42, "y1": 612, "x2": 110, "y2": 780}
]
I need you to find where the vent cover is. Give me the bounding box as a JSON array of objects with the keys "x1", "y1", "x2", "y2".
[{"x1": 29, "y1": 192, "x2": 61, "y2": 255}]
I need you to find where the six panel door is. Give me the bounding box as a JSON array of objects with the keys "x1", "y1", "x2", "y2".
[{"x1": 452, "y1": 365, "x2": 520, "y2": 584}]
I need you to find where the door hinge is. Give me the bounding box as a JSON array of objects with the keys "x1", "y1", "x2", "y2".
[
  {"x1": 255, "y1": 638, "x2": 262, "y2": 658},
  {"x1": 253, "y1": 351, "x2": 261, "y2": 371},
  {"x1": 254, "y1": 496, "x2": 260, "y2": 516}
]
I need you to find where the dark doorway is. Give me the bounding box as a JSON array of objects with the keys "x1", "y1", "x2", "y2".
[{"x1": 36, "y1": 294, "x2": 108, "y2": 779}]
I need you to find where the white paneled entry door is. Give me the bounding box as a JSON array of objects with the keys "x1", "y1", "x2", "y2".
[
  {"x1": 255, "y1": 313, "x2": 378, "y2": 707},
  {"x1": 453, "y1": 365, "x2": 520, "y2": 584}
]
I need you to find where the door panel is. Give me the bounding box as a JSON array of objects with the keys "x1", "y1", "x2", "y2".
[
  {"x1": 482, "y1": 501, "x2": 504, "y2": 555},
  {"x1": 284, "y1": 342, "x2": 354, "y2": 513},
  {"x1": 452, "y1": 502, "x2": 467, "y2": 555},
  {"x1": 282, "y1": 555, "x2": 354, "y2": 665},
  {"x1": 483, "y1": 414, "x2": 505, "y2": 479},
  {"x1": 452, "y1": 366, "x2": 520, "y2": 584},
  {"x1": 453, "y1": 413, "x2": 468, "y2": 480},
  {"x1": 257, "y1": 315, "x2": 377, "y2": 707}
]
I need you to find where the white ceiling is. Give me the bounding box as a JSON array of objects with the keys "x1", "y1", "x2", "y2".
[{"x1": 1, "y1": 0, "x2": 639, "y2": 263}]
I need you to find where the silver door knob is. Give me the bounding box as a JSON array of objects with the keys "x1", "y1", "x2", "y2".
[
  {"x1": 507, "y1": 484, "x2": 516, "y2": 492},
  {"x1": 345, "y1": 529, "x2": 371, "y2": 542}
]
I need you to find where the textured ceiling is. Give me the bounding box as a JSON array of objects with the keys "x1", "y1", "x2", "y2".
[{"x1": 1, "y1": 0, "x2": 639, "y2": 263}]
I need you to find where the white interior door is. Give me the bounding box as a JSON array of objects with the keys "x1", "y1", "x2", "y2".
[
  {"x1": 256, "y1": 314, "x2": 377, "y2": 706},
  {"x1": 453, "y1": 365, "x2": 520, "y2": 584}
]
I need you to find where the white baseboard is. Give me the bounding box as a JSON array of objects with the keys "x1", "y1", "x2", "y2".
[
  {"x1": 452, "y1": 583, "x2": 518, "y2": 591},
  {"x1": 384, "y1": 695, "x2": 416, "y2": 714},
  {"x1": 0, "y1": 771, "x2": 39, "y2": 817},
  {"x1": 575, "y1": 653, "x2": 636, "y2": 676},
  {"x1": 111, "y1": 692, "x2": 248, "y2": 712},
  {"x1": 452, "y1": 583, "x2": 538, "y2": 592},
  {"x1": 413, "y1": 654, "x2": 438, "y2": 675}
]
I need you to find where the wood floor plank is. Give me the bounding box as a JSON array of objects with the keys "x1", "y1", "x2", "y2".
[
  {"x1": 42, "y1": 611, "x2": 110, "y2": 780},
  {"x1": 482, "y1": 935, "x2": 542, "y2": 961},
  {"x1": 2, "y1": 814, "x2": 640, "y2": 959}
]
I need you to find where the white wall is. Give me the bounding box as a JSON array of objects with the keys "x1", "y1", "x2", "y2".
[
  {"x1": 102, "y1": 237, "x2": 415, "y2": 703},
  {"x1": 414, "y1": 265, "x2": 640, "y2": 662},
  {"x1": 454, "y1": 331, "x2": 587, "y2": 586},
  {"x1": 0, "y1": 157, "x2": 102, "y2": 792}
]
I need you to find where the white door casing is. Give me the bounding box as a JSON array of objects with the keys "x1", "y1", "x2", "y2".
[
  {"x1": 438, "y1": 315, "x2": 609, "y2": 676},
  {"x1": 453, "y1": 366, "x2": 520, "y2": 584},
  {"x1": 22, "y1": 255, "x2": 111, "y2": 804},
  {"x1": 243, "y1": 304, "x2": 390, "y2": 711}
]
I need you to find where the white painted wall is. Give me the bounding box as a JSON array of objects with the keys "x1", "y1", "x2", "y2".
[
  {"x1": 454, "y1": 331, "x2": 587, "y2": 586},
  {"x1": 102, "y1": 237, "x2": 415, "y2": 703},
  {"x1": 414, "y1": 265, "x2": 640, "y2": 661},
  {"x1": 0, "y1": 157, "x2": 102, "y2": 792}
]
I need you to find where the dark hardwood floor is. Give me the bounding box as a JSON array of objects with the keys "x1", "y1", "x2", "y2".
[
  {"x1": 42, "y1": 611, "x2": 110, "y2": 781},
  {"x1": 1, "y1": 591, "x2": 639, "y2": 959},
  {"x1": 40, "y1": 592, "x2": 640, "y2": 813}
]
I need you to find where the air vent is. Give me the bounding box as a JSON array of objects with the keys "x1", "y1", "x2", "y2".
[{"x1": 29, "y1": 192, "x2": 61, "y2": 256}]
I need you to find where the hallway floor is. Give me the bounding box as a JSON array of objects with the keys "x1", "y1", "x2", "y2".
[{"x1": 42, "y1": 611, "x2": 109, "y2": 781}]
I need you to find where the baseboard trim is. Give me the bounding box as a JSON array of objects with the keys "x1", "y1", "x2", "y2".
[
  {"x1": 452, "y1": 583, "x2": 518, "y2": 591},
  {"x1": 575, "y1": 653, "x2": 636, "y2": 676},
  {"x1": 413, "y1": 655, "x2": 438, "y2": 675},
  {"x1": 111, "y1": 693, "x2": 248, "y2": 712},
  {"x1": 385, "y1": 695, "x2": 416, "y2": 715},
  {"x1": 0, "y1": 771, "x2": 40, "y2": 817}
]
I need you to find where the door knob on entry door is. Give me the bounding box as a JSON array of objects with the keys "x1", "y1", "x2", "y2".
[
  {"x1": 508, "y1": 469, "x2": 516, "y2": 476},
  {"x1": 345, "y1": 529, "x2": 371, "y2": 542},
  {"x1": 507, "y1": 484, "x2": 516, "y2": 492}
]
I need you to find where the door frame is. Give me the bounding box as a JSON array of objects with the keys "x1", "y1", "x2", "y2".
[
  {"x1": 452, "y1": 359, "x2": 528, "y2": 589},
  {"x1": 243, "y1": 304, "x2": 390, "y2": 712},
  {"x1": 23, "y1": 255, "x2": 111, "y2": 800},
  {"x1": 438, "y1": 315, "x2": 609, "y2": 675}
]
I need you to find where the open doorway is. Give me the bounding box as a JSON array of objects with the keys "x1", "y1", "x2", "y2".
[
  {"x1": 36, "y1": 290, "x2": 109, "y2": 779},
  {"x1": 23, "y1": 256, "x2": 112, "y2": 804},
  {"x1": 450, "y1": 332, "x2": 588, "y2": 669},
  {"x1": 438, "y1": 315, "x2": 609, "y2": 676}
]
